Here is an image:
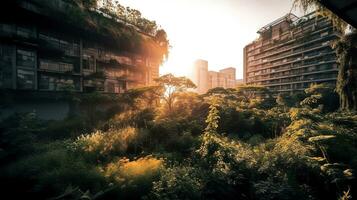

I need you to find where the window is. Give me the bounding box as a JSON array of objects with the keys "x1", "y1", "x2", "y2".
[
  {"x1": 17, "y1": 69, "x2": 35, "y2": 89},
  {"x1": 39, "y1": 75, "x2": 56, "y2": 90},
  {"x1": 0, "y1": 44, "x2": 14, "y2": 88},
  {"x1": 39, "y1": 74, "x2": 80, "y2": 91},
  {"x1": 17, "y1": 25, "x2": 36, "y2": 38},
  {"x1": 39, "y1": 60, "x2": 73, "y2": 72},
  {"x1": 1, "y1": 24, "x2": 13, "y2": 34},
  {"x1": 39, "y1": 33, "x2": 60, "y2": 47},
  {"x1": 83, "y1": 54, "x2": 95, "y2": 70},
  {"x1": 107, "y1": 82, "x2": 115, "y2": 93},
  {"x1": 17, "y1": 49, "x2": 35, "y2": 68}
]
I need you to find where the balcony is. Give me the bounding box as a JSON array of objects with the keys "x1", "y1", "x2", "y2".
[
  {"x1": 251, "y1": 76, "x2": 337, "y2": 87},
  {"x1": 38, "y1": 34, "x2": 79, "y2": 57},
  {"x1": 38, "y1": 59, "x2": 80, "y2": 74},
  {"x1": 0, "y1": 24, "x2": 38, "y2": 46},
  {"x1": 248, "y1": 61, "x2": 337, "y2": 82},
  {"x1": 248, "y1": 24, "x2": 336, "y2": 60}
]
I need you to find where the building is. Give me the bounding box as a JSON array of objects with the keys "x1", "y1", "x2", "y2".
[
  {"x1": 193, "y1": 59, "x2": 209, "y2": 94},
  {"x1": 192, "y1": 59, "x2": 238, "y2": 94},
  {"x1": 208, "y1": 67, "x2": 236, "y2": 89},
  {"x1": 0, "y1": 0, "x2": 162, "y2": 94},
  {"x1": 243, "y1": 12, "x2": 340, "y2": 93},
  {"x1": 0, "y1": 0, "x2": 164, "y2": 119},
  {"x1": 218, "y1": 67, "x2": 236, "y2": 88}
]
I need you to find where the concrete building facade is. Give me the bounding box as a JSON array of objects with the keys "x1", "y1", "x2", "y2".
[
  {"x1": 193, "y1": 59, "x2": 209, "y2": 94},
  {"x1": 243, "y1": 12, "x2": 340, "y2": 93},
  {"x1": 0, "y1": 0, "x2": 161, "y2": 94},
  {"x1": 0, "y1": 0, "x2": 163, "y2": 119},
  {"x1": 208, "y1": 67, "x2": 236, "y2": 89},
  {"x1": 193, "y1": 59, "x2": 237, "y2": 94}
]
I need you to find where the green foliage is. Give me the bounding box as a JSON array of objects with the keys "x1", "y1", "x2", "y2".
[
  {"x1": 204, "y1": 96, "x2": 221, "y2": 134},
  {"x1": 155, "y1": 74, "x2": 196, "y2": 113},
  {"x1": 0, "y1": 112, "x2": 44, "y2": 162},
  {"x1": 101, "y1": 156, "x2": 163, "y2": 198},
  {"x1": 293, "y1": 0, "x2": 348, "y2": 32},
  {"x1": 333, "y1": 31, "x2": 357, "y2": 111},
  {"x1": 300, "y1": 83, "x2": 339, "y2": 112},
  {"x1": 33, "y1": 0, "x2": 169, "y2": 63},
  {"x1": 0, "y1": 141, "x2": 106, "y2": 199},
  {"x1": 147, "y1": 165, "x2": 203, "y2": 200},
  {"x1": 75, "y1": 127, "x2": 139, "y2": 160},
  {"x1": 1, "y1": 83, "x2": 357, "y2": 199}
]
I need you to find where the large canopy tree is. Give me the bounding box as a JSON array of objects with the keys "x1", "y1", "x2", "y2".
[
  {"x1": 333, "y1": 32, "x2": 357, "y2": 110},
  {"x1": 155, "y1": 74, "x2": 196, "y2": 112}
]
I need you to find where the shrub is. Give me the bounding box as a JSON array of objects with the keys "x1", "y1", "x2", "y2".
[
  {"x1": 101, "y1": 155, "x2": 163, "y2": 198},
  {"x1": 75, "y1": 127, "x2": 138, "y2": 160},
  {"x1": 0, "y1": 142, "x2": 106, "y2": 199},
  {"x1": 108, "y1": 108, "x2": 156, "y2": 129},
  {"x1": 0, "y1": 112, "x2": 44, "y2": 162},
  {"x1": 147, "y1": 165, "x2": 203, "y2": 200}
]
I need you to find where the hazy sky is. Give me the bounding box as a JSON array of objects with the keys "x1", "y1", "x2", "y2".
[{"x1": 119, "y1": 0, "x2": 303, "y2": 79}]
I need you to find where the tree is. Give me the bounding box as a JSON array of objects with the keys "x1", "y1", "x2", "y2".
[
  {"x1": 154, "y1": 29, "x2": 169, "y2": 60},
  {"x1": 123, "y1": 86, "x2": 163, "y2": 109},
  {"x1": 293, "y1": 0, "x2": 348, "y2": 32},
  {"x1": 235, "y1": 85, "x2": 272, "y2": 101},
  {"x1": 155, "y1": 74, "x2": 196, "y2": 113},
  {"x1": 101, "y1": 0, "x2": 116, "y2": 17},
  {"x1": 300, "y1": 83, "x2": 339, "y2": 112},
  {"x1": 333, "y1": 31, "x2": 357, "y2": 111},
  {"x1": 172, "y1": 92, "x2": 202, "y2": 118},
  {"x1": 126, "y1": 7, "x2": 141, "y2": 25},
  {"x1": 115, "y1": 3, "x2": 127, "y2": 21},
  {"x1": 72, "y1": 0, "x2": 98, "y2": 9}
]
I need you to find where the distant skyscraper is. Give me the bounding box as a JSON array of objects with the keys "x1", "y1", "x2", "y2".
[
  {"x1": 193, "y1": 59, "x2": 209, "y2": 94},
  {"x1": 208, "y1": 67, "x2": 236, "y2": 89},
  {"x1": 193, "y1": 60, "x2": 238, "y2": 93},
  {"x1": 208, "y1": 71, "x2": 219, "y2": 89},
  {"x1": 218, "y1": 67, "x2": 236, "y2": 88}
]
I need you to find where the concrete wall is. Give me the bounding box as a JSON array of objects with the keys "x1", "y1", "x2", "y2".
[{"x1": 193, "y1": 59, "x2": 209, "y2": 94}]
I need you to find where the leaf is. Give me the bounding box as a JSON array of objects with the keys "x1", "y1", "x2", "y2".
[
  {"x1": 308, "y1": 156, "x2": 326, "y2": 162},
  {"x1": 308, "y1": 135, "x2": 336, "y2": 142},
  {"x1": 321, "y1": 163, "x2": 346, "y2": 172},
  {"x1": 343, "y1": 169, "x2": 354, "y2": 179}
]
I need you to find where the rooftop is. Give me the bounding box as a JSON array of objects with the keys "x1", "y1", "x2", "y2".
[{"x1": 257, "y1": 13, "x2": 299, "y2": 34}]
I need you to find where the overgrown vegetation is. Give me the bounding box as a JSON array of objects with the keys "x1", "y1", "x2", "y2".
[
  {"x1": 0, "y1": 1, "x2": 356, "y2": 199},
  {"x1": 30, "y1": 0, "x2": 169, "y2": 62},
  {"x1": 1, "y1": 79, "x2": 356, "y2": 199}
]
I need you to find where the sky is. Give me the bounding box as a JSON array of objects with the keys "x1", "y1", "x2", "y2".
[{"x1": 119, "y1": 0, "x2": 303, "y2": 79}]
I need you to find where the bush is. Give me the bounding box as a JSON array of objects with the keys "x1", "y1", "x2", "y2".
[
  {"x1": 0, "y1": 142, "x2": 106, "y2": 199},
  {"x1": 101, "y1": 155, "x2": 163, "y2": 199},
  {"x1": 75, "y1": 127, "x2": 139, "y2": 160},
  {"x1": 147, "y1": 165, "x2": 203, "y2": 200},
  {"x1": 0, "y1": 112, "x2": 44, "y2": 162}
]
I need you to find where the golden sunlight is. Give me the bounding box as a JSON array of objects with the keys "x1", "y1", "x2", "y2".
[{"x1": 118, "y1": 0, "x2": 299, "y2": 79}]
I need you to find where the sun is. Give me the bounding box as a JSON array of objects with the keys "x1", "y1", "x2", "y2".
[{"x1": 159, "y1": 50, "x2": 195, "y2": 79}]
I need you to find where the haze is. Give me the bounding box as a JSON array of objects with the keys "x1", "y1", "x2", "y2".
[{"x1": 119, "y1": 0, "x2": 303, "y2": 79}]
